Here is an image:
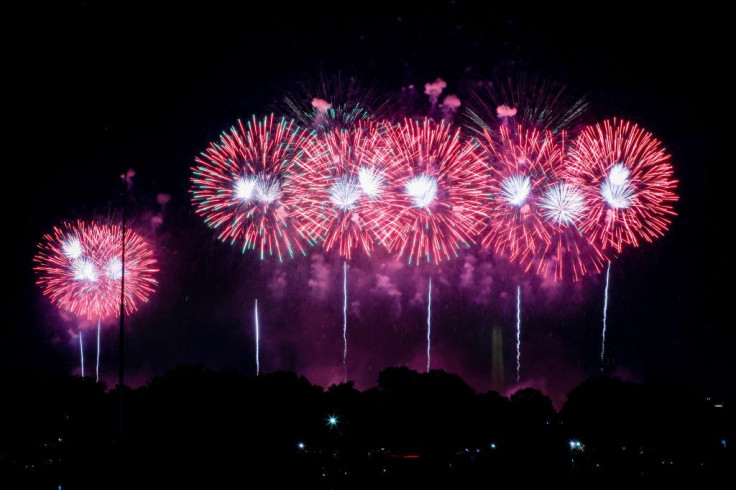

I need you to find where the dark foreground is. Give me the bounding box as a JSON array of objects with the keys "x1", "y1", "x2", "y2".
[{"x1": 1, "y1": 366, "x2": 731, "y2": 488}]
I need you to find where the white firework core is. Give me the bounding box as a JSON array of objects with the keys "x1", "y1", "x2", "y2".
[
  {"x1": 234, "y1": 176, "x2": 257, "y2": 201},
  {"x1": 500, "y1": 174, "x2": 531, "y2": 206},
  {"x1": 329, "y1": 175, "x2": 361, "y2": 211},
  {"x1": 104, "y1": 258, "x2": 123, "y2": 281},
  {"x1": 540, "y1": 183, "x2": 586, "y2": 225},
  {"x1": 62, "y1": 236, "x2": 83, "y2": 260},
  {"x1": 253, "y1": 175, "x2": 281, "y2": 204},
  {"x1": 405, "y1": 174, "x2": 438, "y2": 209},
  {"x1": 72, "y1": 258, "x2": 98, "y2": 282},
  {"x1": 600, "y1": 164, "x2": 634, "y2": 209},
  {"x1": 234, "y1": 174, "x2": 282, "y2": 204},
  {"x1": 358, "y1": 167, "x2": 384, "y2": 198}
]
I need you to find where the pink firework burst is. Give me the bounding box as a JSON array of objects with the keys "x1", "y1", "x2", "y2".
[
  {"x1": 564, "y1": 118, "x2": 678, "y2": 253},
  {"x1": 383, "y1": 118, "x2": 487, "y2": 265},
  {"x1": 191, "y1": 115, "x2": 310, "y2": 261},
  {"x1": 476, "y1": 125, "x2": 559, "y2": 269},
  {"x1": 536, "y1": 165, "x2": 608, "y2": 282},
  {"x1": 289, "y1": 121, "x2": 394, "y2": 259},
  {"x1": 34, "y1": 221, "x2": 158, "y2": 320}
]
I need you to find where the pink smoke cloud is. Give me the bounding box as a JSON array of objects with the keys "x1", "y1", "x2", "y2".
[
  {"x1": 424, "y1": 78, "x2": 447, "y2": 105},
  {"x1": 496, "y1": 105, "x2": 518, "y2": 118},
  {"x1": 311, "y1": 98, "x2": 332, "y2": 113},
  {"x1": 308, "y1": 254, "x2": 331, "y2": 300}
]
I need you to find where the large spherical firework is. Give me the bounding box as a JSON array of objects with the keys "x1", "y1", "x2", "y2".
[
  {"x1": 34, "y1": 221, "x2": 158, "y2": 320},
  {"x1": 565, "y1": 118, "x2": 678, "y2": 253},
  {"x1": 383, "y1": 118, "x2": 487, "y2": 265},
  {"x1": 289, "y1": 121, "x2": 394, "y2": 259},
  {"x1": 476, "y1": 125, "x2": 558, "y2": 269},
  {"x1": 191, "y1": 115, "x2": 310, "y2": 260}
]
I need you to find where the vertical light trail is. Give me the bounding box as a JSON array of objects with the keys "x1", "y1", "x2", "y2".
[
  {"x1": 79, "y1": 331, "x2": 84, "y2": 378},
  {"x1": 96, "y1": 319, "x2": 101, "y2": 382},
  {"x1": 427, "y1": 277, "x2": 432, "y2": 373},
  {"x1": 255, "y1": 299, "x2": 260, "y2": 376},
  {"x1": 343, "y1": 261, "x2": 348, "y2": 382},
  {"x1": 601, "y1": 261, "x2": 611, "y2": 372},
  {"x1": 516, "y1": 285, "x2": 521, "y2": 384}
]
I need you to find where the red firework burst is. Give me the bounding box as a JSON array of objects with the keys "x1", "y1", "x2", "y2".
[
  {"x1": 191, "y1": 115, "x2": 309, "y2": 260},
  {"x1": 289, "y1": 120, "x2": 394, "y2": 259},
  {"x1": 34, "y1": 221, "x2": 158, "y2": 320},
  {"x1": 536, "y1": 159, "x2": 608, "y2": 282},
  {"x1": 383, "y1": 118, "x2": 487, "y2": 264},
  {"x1": 564, "y1": 118, "x2": 678, "y2": 253},
  {"x1": 477, "y1": 125, "x2": 559, "y2": 268}
]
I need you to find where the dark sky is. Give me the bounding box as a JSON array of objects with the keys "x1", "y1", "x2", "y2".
[{"x1": 6, "y1": 2, "x2": 731, "y2": 404}]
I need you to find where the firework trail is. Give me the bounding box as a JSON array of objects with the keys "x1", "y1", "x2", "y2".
[
  {"x1": 383, "y1": 118, "x2": 487, "y2": 264},
  {"x1": 516, "y1": 285, "x2": 521, "y2": 384},
  {"x1": 600, "y1": 261, "x2": 611, "y2": 372},
  {"x1": 191, "y1": 115, "x2": 310, "y2": 261},
  {"x1": 426, "y1": 277, "x2": 432, "y2": 373},
  {"x1": 96, "y1": 319, "x2": 100, "y2": 382},
  {"x1": 254, "y1": 299, "x2": 260, "y2": 376},
  {"x1": 79, "y1": 331, "x2": 85, "y2": 378},
  {"x1": 565, "y1": 118, "x2": 678, "y2": 253},
  {"x1": 342, "y1": 261, "x2": 348, "y2": 381}
]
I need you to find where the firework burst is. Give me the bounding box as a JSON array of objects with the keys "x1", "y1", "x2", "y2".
[
  {"x1": 476, "y1": 125, "x2": 558, "y2": 270},
  {"x1": 34, "y1": 220, "x2": 158, "y2": 320},
  {"x1": 383, "y1": 118, "x2": 487, "y2": 264},
  {"x1": 289, "y1": 121, "x2": 394, "y2": 259},
  {"x1": 565, "y1": 118, "x2": 678, "y2": 253},
  {"x1": 191, "y1": 115, "x2": 310, "y2": 260},
  {"x1": 465, "y1": 71, "x2": 589, "y2": 135}
]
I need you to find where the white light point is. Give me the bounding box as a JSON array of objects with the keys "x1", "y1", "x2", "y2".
[
  {"x1": 405, "y1": 174, "x2": 438, "y2": 209},
  {"x1": 72, "y1": 258, "x2": 98, "y2": 282},
  {"x1": 500, "y1": 174, "x2": 531, "y2": 206},
  {"x1": 104, "y1": 258, "x2": 123, "y2": 281},
  {"x1": 358, "y1": 167, "x2": 384, "y2": 198},
  {"x1": 62, "y1": 236, "x2": 83, "y2": 260},
  {"x1": 600, "y1": 164, "x2": 634, "y2": 209},
  {"x1": 329, "y1": 175, "x2": 361, "y2": 211},
  {"x1": 540, "y1": 183, "x2": 585, "y2": 225}
]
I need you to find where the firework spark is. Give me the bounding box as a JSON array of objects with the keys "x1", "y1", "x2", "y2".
[
  {"x1": 383, "y1": 118, "x2": 487, "y2": 264},
  {"x1": 565, "y1": 118, "x2": 678, "y2": 253},
  {"x1": 191, "y1": 115, "x2": 309, "y2": 261}
]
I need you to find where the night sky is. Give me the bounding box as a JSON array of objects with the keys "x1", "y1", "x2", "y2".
[{"x1": 6, "y1": 2, "x2": 730, "y2": 404}]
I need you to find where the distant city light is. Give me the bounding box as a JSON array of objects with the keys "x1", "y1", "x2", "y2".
[
  {"x1": 569, "y1": 440, "x2": 583, "y2": 450},
  {"x1": 297, "y1": 442, "x2": 305, "y2": 450},
  {"x1": 327, "y1": 415, "x2": 339, "y2": 428},
  {"x1": 490, "y1": 443, "x2": 497, "y2": 449}
]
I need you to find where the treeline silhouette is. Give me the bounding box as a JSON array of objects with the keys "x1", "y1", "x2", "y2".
[{"x1": 1, "y1": 366, "x2": 731, "y2": 488}]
